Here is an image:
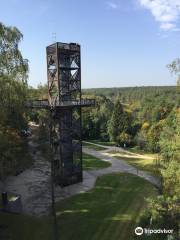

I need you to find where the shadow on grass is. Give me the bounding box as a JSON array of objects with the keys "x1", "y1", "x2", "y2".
[{"x1": 0, "y1": 173, "x2": 158, "y2": 240}]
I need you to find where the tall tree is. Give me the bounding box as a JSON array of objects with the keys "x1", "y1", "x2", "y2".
[
  {"x1": 108, "y1": 98, "x2": 130, "y2": 143},
  {"x1": 0, "y1": 22, "x2": 29, "y2": 129},
  {"x1": 167, "y1": 58, "x2": 180, "y2": 93},
  {"x1": 0, "y1": 22, "x2": 28, "y2": 82},
  {"x1": 0, "y1": 22, "x2": 29, "y2": 178}
]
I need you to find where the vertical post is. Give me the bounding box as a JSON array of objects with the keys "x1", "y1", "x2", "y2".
[
  {"x1": 56, "y1": 42, "x2": 60, "y2": 105},
  {"x1": 49, "y1": 110, "x2": 59, "y2": 240},
  {"x1": 79, "y1": 46, "x2": 83, "y2": 181}
]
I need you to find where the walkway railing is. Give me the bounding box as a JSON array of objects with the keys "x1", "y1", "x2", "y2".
[{"x1": 25, "y1": 99, "x2": 95, "y2": 109}]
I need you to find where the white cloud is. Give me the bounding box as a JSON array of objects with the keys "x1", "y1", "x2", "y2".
[
  {"x1": 161, "y1": 22, "x2": 175, "y2": 30},
  {"x1": 107, "y1": 1, "x2": 118, "y2": 9},
  {"x1": 138, "y1": 0, "x2": 180, "y2": 30}
]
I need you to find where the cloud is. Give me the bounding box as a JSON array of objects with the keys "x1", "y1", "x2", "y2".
[
  {"x1": 106, "y1": 1, "x2": 118, "y2": 9},
  {"x1": 137, "y1": 0, "x2": 180, "y2": 31},
  {"x1": 161, "y1": 22, "x2": 175, "y2": 30}
]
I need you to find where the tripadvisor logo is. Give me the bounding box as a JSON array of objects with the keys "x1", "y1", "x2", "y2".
[
  {"x1": 135, "y1": 226, "x2": 174, "y2": 236},
  {"x1": 135, "y1": 227, "x2": 143, "y2": 235}
]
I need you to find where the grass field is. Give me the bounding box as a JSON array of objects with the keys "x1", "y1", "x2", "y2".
[
  {"x1": 88, "y1": 140, "x2": 116, "y2": 146},
  {"x1": 0, "y1": 173, "x2": 157, "y2": 240},
  {"x1": 83, "y1": 141, "x2": 107, "y2": 151},
  {"x1": 108, "y1": 151, "x2": 160, "y2": 176},
  {"x1": 126, "y1": 146, "x2": 157, "y2": 157},
  {"x1": 83, "y1": 153, "x2": 111, "y2": 170}
]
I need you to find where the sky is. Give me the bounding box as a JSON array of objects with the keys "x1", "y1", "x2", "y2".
[{"x1": 1, "y1": 0, "x2": 180, "y2": 88}]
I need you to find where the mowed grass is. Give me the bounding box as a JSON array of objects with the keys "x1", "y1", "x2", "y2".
[
  {"x1": 83, "y1": 153, "x2": 111, "y2": 170},
  {"x1": 122, "y1": 157, "x2": 160, "y2": 176},
  {"x1": 89, "y1": 140, "x2": 116, "y2": 146},
  {"x1": 0, "y1": 213, "x2": 52, "y2": 240},
  {"x1": 0, "y1": 173, "x2": 158, "y2": 240},
  {"x1": 109, "y1": 151, "x2": 160, "y2": 176},
  {"x1": 83, "y1": 141, "x2": 107, "y2": 151},
  {"x1": 126, "y1": 146, "x2": 157, "y2": 158}
]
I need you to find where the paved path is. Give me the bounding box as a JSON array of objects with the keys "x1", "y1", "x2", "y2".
[{"x1": 0, "y1": 141, "x2": 160, "y2": 217}]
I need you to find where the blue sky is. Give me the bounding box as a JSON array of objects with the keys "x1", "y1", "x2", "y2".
[{"x1": 1, "y1": 0, "x2": 180, "y2": 88}]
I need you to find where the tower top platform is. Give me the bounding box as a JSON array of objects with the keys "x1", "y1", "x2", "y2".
[{"x1": 47, "y1": 42, "x2": 80, "y2": 52}]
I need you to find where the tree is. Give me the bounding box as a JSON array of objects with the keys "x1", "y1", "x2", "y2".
[
  {"x1": 167, "y1": 58, "x2": 180, "y2": 93},
  {"x1": 0, "y1": 22, "x2": 28, "y2": 82},
  {"x1": 0, "y1": 22, "x2": 29, "y2": 129},
  {"x1": 108, "y1": 98, "x2": 130, "y2": 143},
  {"x1": 138, "y1": 62, "x2": 180, "y2": 239},
  {"x1": 159, "y1": 109, "x2": 180, "y2": 163},
  {"x1": 82, "y1": 96, "x2": 113, "y2": 140},
  {"x1": 0, "y1": 22, "x2": 29, "y2": 179},
  {"x1": 147, "y1": 120, "x2": 165, "y2": 152}
]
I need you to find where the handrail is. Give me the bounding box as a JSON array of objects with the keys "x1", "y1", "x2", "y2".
[{"x1": 25, "y1": 99, "x2": 95, "y2": 109}]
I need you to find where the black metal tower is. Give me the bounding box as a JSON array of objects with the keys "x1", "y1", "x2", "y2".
[{"x1": 46, "y1": 42, "x2": 94, "y2": 187}]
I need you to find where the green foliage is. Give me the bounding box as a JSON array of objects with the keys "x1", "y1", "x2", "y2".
[
  {"x1": 167, "y1": 58, "x2": 180, "y2": 90},
  {"x1": 82, "y1": 95, "x2": 113, "y2": 140},
  {"x1": 0, "y1": 22, "x2": 29, "y2": 178},
  {"x1": 28, "y1": 84, "x2": 48, "y2": 100},
  {"x1": 161, "y1": 160, "x2": 180, "y2": 198},
  {"x1": 0, "y1": 22, "x2": 28, "y2": 82},
  {"x1": 146, "y1": 120, "x2": 165, "y2": 152},
  {"x1": 27, "y1": 84, "x2": 49, "y2": 123},
  {"x1": 108, "y1": 99, "x2": 123, "y2": 141},
  {"x1": 83, "y1": 86, "x2": 178, "y2": 105},
  {"x1": 145, "y1": 195, "x2": 179, "y2": 238},
  {"x1": 134, "y1": 130, "x2": 147, "y2": 149},
  {"x1": 83, "y1": 86, "x2": 179, "y2": 150},
  {"x1": 159, "y1": 109, "x2": 180, "y2": 163},
  {"x1": 138, "y1": 108, "x2": 180, "y2": 239},
  {"x1": 108, "y1": 98, "x2": 131, "y2": 145},
  {"x1": 117, "y1": 132, "x2": 132, "y2": 146},
  {"x1": 0, "y1": 76, "x2": 28, "y2": 130}
]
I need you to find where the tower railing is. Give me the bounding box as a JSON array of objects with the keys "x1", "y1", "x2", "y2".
[{"x1": 26, "y1": 98, "x2": 95, "y2": 108}]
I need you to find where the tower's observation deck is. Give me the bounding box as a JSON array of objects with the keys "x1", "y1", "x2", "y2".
[{"x1": 47, "y1": 42, "x2": 94, "y2": 108}]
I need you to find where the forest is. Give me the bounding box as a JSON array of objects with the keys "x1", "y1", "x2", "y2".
[
  {"x1": 82, "y1": 85, "x2": 180, "y2": 238},
  {"x1": 0, "y1": 22, "x2": 179, "y2": 239}
]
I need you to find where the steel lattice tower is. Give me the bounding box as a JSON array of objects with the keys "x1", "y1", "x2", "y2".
[{"x1": 46, "y1": 42, "x2": 94, "y2": 187}]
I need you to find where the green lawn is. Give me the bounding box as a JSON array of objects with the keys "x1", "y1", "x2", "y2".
[
  {"x1": 0, "y1": 173, "x2": 157, "y2": 240},
  {"x1": 126, "y1": 146, "x2": 158, "y2": 157},
  {"x1": 83, "y1": 153, "x2": 111, "y2": 170},
  {"x1": 109, "y1": 151, "x2": 160, "y2": 176},
  {"x1": 88, "y1": 140, "x2": 116, "y2": 146},
  {"x1": 122, "y1": 157, "x2": 160, "y2": 176},
  {"x1": 83, "y1": 142, "x2": 107, "y2": 151}
]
